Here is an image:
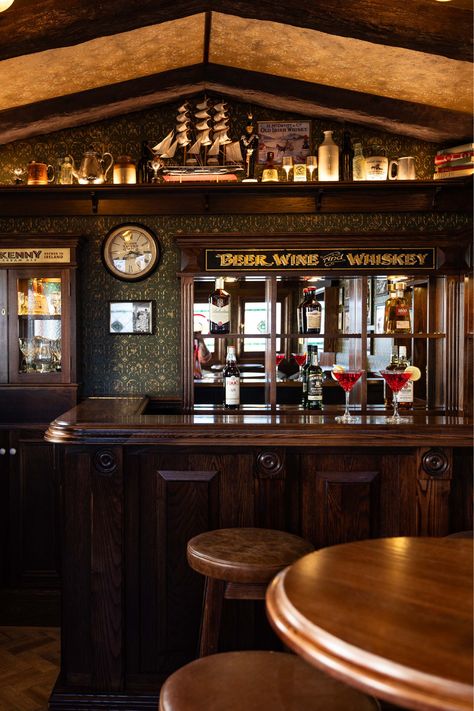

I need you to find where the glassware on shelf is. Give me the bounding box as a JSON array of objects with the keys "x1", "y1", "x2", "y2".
[
  {"x1": 34, "y1": 337, "x2": 53, "y2": 373},
  {"x1": 380, "y1": 369, "x2": 412, "y2": 423},
  {"x1": 50, "y1": 338, "x2": 62, "y2": 371},
  {"x1": 332, "y1": 367, "x2": 363, "y2": 423},
  {"x1": 18, "y1": 337, "x2": 36, "y2": 373},
  {"x1": 282, "y1": 156, "x2": 293, "y2": 181},
  {"x1": 305, "y1": 155, "x2": 317, "y2": 181}
]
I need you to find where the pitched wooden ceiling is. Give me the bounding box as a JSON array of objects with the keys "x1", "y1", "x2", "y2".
[{"x1": 0, "y1": 0, "x2": 472, "y2": 145}]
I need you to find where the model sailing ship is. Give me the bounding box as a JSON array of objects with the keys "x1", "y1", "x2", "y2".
[{"x1": 152, "y1": 98, "x2": 244, "y2": 181}]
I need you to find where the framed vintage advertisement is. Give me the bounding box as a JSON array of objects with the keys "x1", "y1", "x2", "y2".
[
  {"x1": 109, "y1": 300, "x2": 153, "y2": 334},
  {"x1": 257, "y1": 121, "x2": 311, "y2": 164}
]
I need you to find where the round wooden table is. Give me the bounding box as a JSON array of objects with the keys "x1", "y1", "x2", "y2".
[{"x1": 266, "y1": 537, "x2": 473, "y2": 711}]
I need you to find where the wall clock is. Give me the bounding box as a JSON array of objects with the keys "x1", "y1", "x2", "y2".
[{"x1": 101, "y1": 223, "x2": 161, "y2": 281}]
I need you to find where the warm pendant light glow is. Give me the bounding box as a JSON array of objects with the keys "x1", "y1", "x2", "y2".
[{"x1": 0, "y1": 0, "x2": 14, "y2": 10}]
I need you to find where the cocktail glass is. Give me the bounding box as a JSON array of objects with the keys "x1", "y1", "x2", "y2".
[
  {"x1": 333, "y1": 369, "x2": 363, "y2": 423},
  {"x1": 292, "y1": 353, "x2": 307, "y2": 380},
  {"x1": 380, "y1": 369, "x2": 412, "y2": 423}
]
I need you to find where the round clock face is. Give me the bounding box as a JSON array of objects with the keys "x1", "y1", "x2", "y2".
[{"x1": 102, "y1": 223, "x2": 160, "y2": 281}]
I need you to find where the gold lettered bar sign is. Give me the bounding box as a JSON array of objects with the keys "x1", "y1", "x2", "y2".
[
  {"x1": 0, "y1": 247, "x2": 71, "y2": 265},
  {"x1": 205, "y1": 248, "x2": 436, "y2": 271}
]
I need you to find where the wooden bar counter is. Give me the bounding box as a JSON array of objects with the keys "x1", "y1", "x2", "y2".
[{"x1": 45, "y1": 397, "x2": 473, "y2": 710}]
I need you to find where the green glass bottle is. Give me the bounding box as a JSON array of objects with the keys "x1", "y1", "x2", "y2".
[{"x1": 307, "y1": 346, "x2": 323, "y2": 410}]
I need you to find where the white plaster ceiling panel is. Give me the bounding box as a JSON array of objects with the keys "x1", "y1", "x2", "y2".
[
  {"x1": 0, "y1": 14, "x2": 205, "y2": 111},
  {"x1": 209, "y1": 13, "x2": 473, "y2": 114}
]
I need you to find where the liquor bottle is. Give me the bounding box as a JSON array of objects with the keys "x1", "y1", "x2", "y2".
[
  {"x1": 306, "y1": 346, "x2": 323, "y2": 410},
  {"x1": 317, "y1": 130, "x2": 339, "y2": 181},
  {"x1": 301, "y1": 344, "x2": 314, "y2": 407},
  {"x1": 209, "y1": 278, "x2": 230, "y2": 334},
  {"x1": 298, "y1": 286, "x2": 322, "y2": 334},
  {"x1": 223, "y1": 345, "x2": 240, "y2": 409},
  {"x1": 397, "y1": 345, "x2": 413, "y2": 410},
  {"x1": 383, "y1": 348, "x2": 400, "y2": 407},
  {"x1": 136, "y1": 140, "x2": 153, "y2": 184},
  {"x1": 339, "y1": 130, "x2": 354, "y2": 181},
  {"x1": 383, "y1": 281, "x2": 411, "y2": 334},
  {"x1": 353, "y1": 143, "x2": 366, "y2": 181},
  {"x1": 261, "y1": 151, "x2": 279, "y2": 182}
]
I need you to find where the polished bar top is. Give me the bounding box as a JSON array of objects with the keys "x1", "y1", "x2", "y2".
[{"x1": 44, "y1": 397, "x2": 473, "y2": 446}]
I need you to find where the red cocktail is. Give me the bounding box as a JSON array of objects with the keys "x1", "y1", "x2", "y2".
[
  {"x1": 380, "y1": 369, "x2": 412, "y2": 423},
  {"x1": 332, "y1": 369, "x2": 363, "y2": 423}
]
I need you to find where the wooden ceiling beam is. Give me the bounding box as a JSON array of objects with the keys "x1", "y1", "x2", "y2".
[
  {"x1": 211, "y1": 1, "x2": 473, "y2": 62},
  {"x1": 0, "y1": 63, "x2": 470, "y2": 146},
  {"x1": 0, "y1": 0, "x2": 471, "y2": 63},
  {"x1": 205, "y1": 64, "x2": 472, "y2": 144}
]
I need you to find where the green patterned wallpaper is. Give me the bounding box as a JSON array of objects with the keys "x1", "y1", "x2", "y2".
[{"x1": 0, "y1": 97, "x2": 470, "y2": 397}]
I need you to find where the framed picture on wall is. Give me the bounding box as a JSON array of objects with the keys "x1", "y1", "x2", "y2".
[
  {"x1": 257, "y1": 121, "x2": 311, "y2": 164},
  {"x1": 109, "y1": 300, "x2": 153, "y2": 334}
]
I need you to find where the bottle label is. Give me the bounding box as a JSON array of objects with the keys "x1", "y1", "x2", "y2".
[
  {"x1": 307, "y1": 375, "x2": 323, "y2": 400},
  {"x1": 262, "y1": 168, "x2": 279, "y2": 182},
  {"x1": 398, "y1": 380, "x2": 413, "y2": 403},
  {"x1": 225, "y1": 376, "x2": 240, "y2": 405},
  {"x1": 307, "y1": 310, "x2": 321, "y2": 330},
  {"x1": 210, "y1": 303, "x2": 230, "y2": 327}
]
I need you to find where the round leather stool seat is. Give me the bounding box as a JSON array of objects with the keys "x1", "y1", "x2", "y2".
[
  {"x1": 159, "y1": 651, "x2": 380, "y2": 711},
  {"x1": 187, "y1": 527, "x2": 314, "y2": 583},
  {"x1": 446, "y1": 530, "x2": 473, "y2": 539}
]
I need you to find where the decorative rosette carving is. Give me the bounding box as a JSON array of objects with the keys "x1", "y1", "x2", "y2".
[
  {"x1": 422, "y1": 449, "x2": 449, "y2": 477},
  {"x1": 256, "y1": 450, "x2": 284, "y2": 478},
  {"x1": 93, "y1": 449, "x2": 118, "y2": 475}
]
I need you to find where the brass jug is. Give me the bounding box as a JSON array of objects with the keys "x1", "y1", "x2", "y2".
[{"x1": 74, "y1": 146, "x2": 114, "y2": 184}]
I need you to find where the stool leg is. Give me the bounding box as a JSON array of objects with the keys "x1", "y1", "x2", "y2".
[{"x1": 199, "y1": 577, "x2": 225, "y2": 657}]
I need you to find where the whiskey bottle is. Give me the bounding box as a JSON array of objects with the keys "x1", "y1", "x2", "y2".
[
  {"x1": 209, "y1": 277, "x2": 230, "y2": 334},
  {"x1": 306, "y1": 346, "x2": 323, "y2": 410},
  {"x1": 340, "y1": 129, "x2": 354, "y2": 181},
  {"x1": 223, "y1": 345, "x2": 240, "y2": 409},
  {"x1": 353, "y1": 143, "x2": 366, "y2": 181},
  {"x1": 298, "y1": 286, "x2": 322, "y2": 334},
  {"x1": 261, "y1": 151, "x2": 279, "y2": 182},
  {"x1": 397, "y1": 345, "x2": 413, "y2": 410},
  {"x1": 383, "y1": 281, "x2": 411, "y2": 334}
]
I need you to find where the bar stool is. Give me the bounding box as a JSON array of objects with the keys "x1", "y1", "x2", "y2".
[
  {"x1": 159, "y1": 651, "x2": 381, "y2": 710},
  {"x1": 445, "y1": 530, "x2": 473, "y2": 538},
  {"x1": 187, "y1": 527, "x2": 314, "y2": 656}
]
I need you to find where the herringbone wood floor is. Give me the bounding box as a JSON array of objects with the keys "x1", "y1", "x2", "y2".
[{"x1": 0, "y1": 627, "x2": 60, "y2": 711}]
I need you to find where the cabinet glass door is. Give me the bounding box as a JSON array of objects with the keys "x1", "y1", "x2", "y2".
[{"x1": 9, "y1": 270, "x2": 67, "y2": 383}]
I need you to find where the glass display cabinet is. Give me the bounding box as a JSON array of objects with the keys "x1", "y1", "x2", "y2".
[
  {"x1": 176, "y1": 233, "x2": 472, "y2": 416},
  {"x1": 0, "y1": 237, "x2": 78, "y2": 387}
]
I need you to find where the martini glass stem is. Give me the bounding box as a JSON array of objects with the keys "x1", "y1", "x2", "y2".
[
  {"x1": 343, "y1": 390, "x2": 350, "y2": 420},
  {"x1": 392, "y1": 390, "x2": 400, "y2": 422}
]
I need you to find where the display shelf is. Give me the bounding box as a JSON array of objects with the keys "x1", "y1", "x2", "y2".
[{"x1": 0, "y1": 178, "x2": 471, "y2": 216}]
